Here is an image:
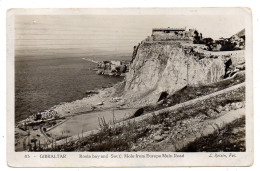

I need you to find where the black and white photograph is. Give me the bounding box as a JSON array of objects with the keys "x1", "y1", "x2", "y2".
[{"x1": 6, "y1": 7, "x2": 253, "y2": 167}]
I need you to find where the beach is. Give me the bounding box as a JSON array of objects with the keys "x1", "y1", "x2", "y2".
[{"x1": 15, "y1": 57, "x2": 124, "y2": 122}]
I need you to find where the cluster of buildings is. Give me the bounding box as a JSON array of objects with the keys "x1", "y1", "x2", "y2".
[
  {"x1": 34, "y1": 110, "x2": 58, "y2": 121},
  {"x1": 95, "y1": 27, "x2": 245, "y2": 77},
  {"x1": 208, "y1": 29, "x2": 245, "y2": 51},
  {"x1": 17, "y1": 109, "x2": 59, "y2": 130},
  {"x1": 143, "y1": 27, "x2": 245, "y2": 51}
]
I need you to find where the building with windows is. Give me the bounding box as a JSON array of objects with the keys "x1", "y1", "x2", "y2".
[{"x1": 150, "y1": 27, "x2": 196, "y2": 41}]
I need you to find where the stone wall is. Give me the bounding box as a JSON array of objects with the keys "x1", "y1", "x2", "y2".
[{"x1": 152, "y1": 32, "x2": 192, "y2": 41}]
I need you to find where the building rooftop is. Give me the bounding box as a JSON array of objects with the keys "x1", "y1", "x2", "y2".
[{"x1": 152, "y1": 27, "x2": 186, "y2": 32}]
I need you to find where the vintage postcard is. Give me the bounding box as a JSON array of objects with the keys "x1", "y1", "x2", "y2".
[{"x1": 7, "y1": 8, "x2": 253, "y2": 167}]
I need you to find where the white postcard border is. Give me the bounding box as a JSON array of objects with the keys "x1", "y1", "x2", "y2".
[{"x1": 6, "y1": 8, "x2": 254, "y2": 167}]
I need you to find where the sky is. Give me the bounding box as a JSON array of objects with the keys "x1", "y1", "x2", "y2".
[{"x1": 15, "y1": 15, "x2": 245, "y2": 58}]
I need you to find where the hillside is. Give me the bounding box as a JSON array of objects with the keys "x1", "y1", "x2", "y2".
[
  {"x1": 17, "y1": 28, "x2": 246, "y2": 152},
  {"x1": 118, "y1": 40, "x2": 244, "y2": 109},
  {"x1": 233, "y1": 28, "x2": 245, "y2": 38},
  {"x1": 44, "y1": 81, "x2": 245, "y2": 152},
  {"x1": 37, "y1": 38, "x2": 245, "y2": 152}
]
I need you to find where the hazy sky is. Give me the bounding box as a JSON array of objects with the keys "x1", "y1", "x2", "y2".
[{"x1": 15, "y1": 15, "x2": 245, "y2": 58}]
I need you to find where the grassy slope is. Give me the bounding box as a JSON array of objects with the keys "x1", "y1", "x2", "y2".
[
  {"x1": 43, "y1": 83, "x2": 245, "y2": 152},
  {"x1": 144, "y1": 71, "x2": 245, "y2": 113},
  {"x1": 35, "y1": 71, "x2": 245, "y2": 152},
  {"x1": 177, "y1": 116, "x2": 245, "y2": 152}
]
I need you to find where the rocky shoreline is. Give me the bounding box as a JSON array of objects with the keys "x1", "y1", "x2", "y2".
[
  {"x1": 95, "y1": 60, "x2": 130, "y2": 77},
  {"x1": 15, "y1": 27, "x2": 246, "y2": 152}
]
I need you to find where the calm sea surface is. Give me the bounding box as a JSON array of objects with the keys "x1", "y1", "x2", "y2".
[{"x1": 15, "y1": 57, "x2": 124, "y2": 122}]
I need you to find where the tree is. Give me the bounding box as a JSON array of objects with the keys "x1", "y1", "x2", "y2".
[
  {"x1": 193, "y1": 30, "x2": 201, "y2": 44},
  {"x1": 203, "y1": 38, "x2": 214, "y2": 45}
]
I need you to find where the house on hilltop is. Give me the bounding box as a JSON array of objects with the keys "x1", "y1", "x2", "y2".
[
  {"x1": 152, "y1": 27, "x2": 186, "y2": 34},
  {"x1": 150, "y1": 27, "x2": 197, "y2": 41}
]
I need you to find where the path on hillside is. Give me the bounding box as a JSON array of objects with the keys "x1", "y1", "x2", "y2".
[
  {"x1": 135, "y1": 108, "x2": 245, "y2": 152},
  {"x1": 50, "y1": 82, "x2": 245, "y2": 148},
  {"x1": 47, "y1": 108, "x2": 137, "y2": 139}
]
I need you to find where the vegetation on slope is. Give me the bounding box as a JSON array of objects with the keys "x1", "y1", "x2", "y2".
[
  {"x1": 40, "y1": 84, "x2": 245, "y2": 152},
  {"x1": 144, "y1": 71, "x2": 245, "y2": 113},
  {"x1": 177, "y1": 116, "x2": 245, "y2": 152}
]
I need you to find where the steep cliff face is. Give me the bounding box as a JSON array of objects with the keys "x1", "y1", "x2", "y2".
[
  {"x1": 185, "y1": 51, "x2": 226, "y2": 85},
  {"x1": 122, "y1": 42, "x2": 227, "y2": 105}
]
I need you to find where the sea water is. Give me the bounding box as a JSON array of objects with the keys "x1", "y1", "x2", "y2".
[{"x1": 15, "y1": 57, "x2": 124, "y2": 122}]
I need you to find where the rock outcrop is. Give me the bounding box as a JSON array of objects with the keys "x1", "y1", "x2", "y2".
[{"x1": 121, "y1": 41, "x2": 243, "y2": 106}]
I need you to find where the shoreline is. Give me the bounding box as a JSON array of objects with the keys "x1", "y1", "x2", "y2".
[
  {"x1": 15, "y1": 56, "x2": 124, "y2": 124},
  {"x1": 15, "y1": 71, "x2": 245, "y2": 151},
  {"x1": 14, "y1": 82, "x2": 139, "y2": 151},
  {"x1": 16, "y1": 84, "x2": 118, "y2": 123}
]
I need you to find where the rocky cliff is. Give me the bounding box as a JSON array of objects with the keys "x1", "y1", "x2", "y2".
[{"x1": 121, "y1": 41, "x2": 243, "y2": 106}]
